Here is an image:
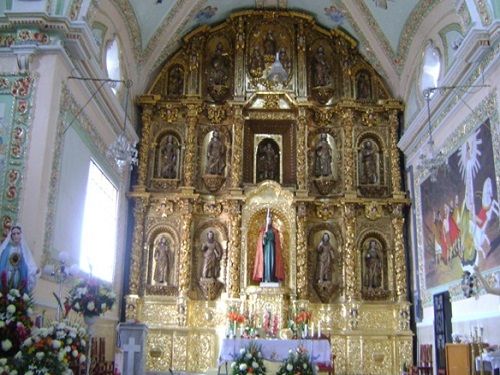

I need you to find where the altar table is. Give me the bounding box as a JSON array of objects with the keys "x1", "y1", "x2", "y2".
[
  {"x1": 218, "y1": 338, "x2": 332, "y2": 365},
  {"x1": 475, "y1": 351, "x2": 500, "y2": 375}
]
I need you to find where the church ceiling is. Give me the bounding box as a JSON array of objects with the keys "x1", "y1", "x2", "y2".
[{"x1": 123, "y1": 0, "x2": 430, "y2": 81}]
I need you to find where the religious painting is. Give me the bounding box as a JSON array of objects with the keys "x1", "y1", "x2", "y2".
[{"x1": 420, "y1": 119, "x2": 500, "y2": 289}]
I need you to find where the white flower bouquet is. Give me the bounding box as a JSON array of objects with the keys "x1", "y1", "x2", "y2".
[
  {"x1": 64, "y1": 277, "x2": 115, "y2": 318},
  {"x1": 230, "y1": 342, "x2": 266, "y2": 375}
]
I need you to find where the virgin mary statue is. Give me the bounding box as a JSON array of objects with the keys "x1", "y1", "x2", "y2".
[
  {"x1": 0, "y1": 226, "x2": 38, "y2": 291},
  {"x1": 252, "y1": 210, "x2": 285, "y2": 283}
]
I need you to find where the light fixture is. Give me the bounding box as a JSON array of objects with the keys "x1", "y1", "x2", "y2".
[
  {"x1": 417, "y1": 87, "x2": 448, "y2": 182},
  {"x1": 106, "y1": 80, "x2": 138, "y2": 171},
  {"x1": 66, "y1": 76, "x2": 138, "y2": 172}
]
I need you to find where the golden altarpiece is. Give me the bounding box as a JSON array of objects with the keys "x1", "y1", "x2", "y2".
[{"x1": 127, "y1": 10, "x2": 411, "y2": 375}]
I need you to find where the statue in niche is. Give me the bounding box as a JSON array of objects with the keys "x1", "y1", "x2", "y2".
[
  {"x1": 205, "y1": 130, "x2": 226, "y2": 175},
  {"x1": 252, "y1": 209, "x2": 285, "y2": 283},
  {"x1": 278, "y1": 47, "x2": 291, "y2": 72},
  {"x1": 364, "y1": 240, "x2": 382, "y2": 289},
  {"x1": 257, "y1": 142, "x2": 279, "y2": 182},
  {"x1": 167, "y1": 65, "x2": 184, "y2": 96},
  {"x1": 316, "y1": 232, "x2": 335, "y2": 282},
  {"x1": 153, "y1": 236, "x2": 172, "y2": 284},
  {"x1": 356, "y1": 71, "x2": 371, "y2": 100},
  {"x1": 201, "y1": 230, "x2": 223, "y2": 279},
  {"x1": 161, "y1": 135, "x2": 178, "y2": 179},
  {"x1": 359, "y1": 140, "x2": 378, "y2": 184},
  {"x1": 249, "y1": 46, "x2": 265, "y2": 77},
  {"x1": 312, "y1": 46, "x2": 331, "y2": 87},
  {"x1": 208, "y1": 42, "x2": 229, "y2": 87},
  {"x1": 263, "y1": 30, "x2": 277, "y2": 56},
  {"x1": 314, "y1": 133, "x2": 335, "y2": 178}
]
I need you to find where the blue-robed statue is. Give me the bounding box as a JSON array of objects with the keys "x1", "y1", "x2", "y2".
[
  {"x1": 252, "y1": 209, "x2": 285, "y2": 283},
  {"x1": 0, "y1": 225, "x2": 38, "y2": 291}
]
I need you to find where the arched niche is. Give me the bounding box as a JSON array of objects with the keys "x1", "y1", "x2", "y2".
[
  {"x1": 356, "y1": 133, "x2": 387, "y2": 197},
  {"x1": 358, "y1": 231, "x2": 390, "y2": 300},
  {"x1": 255, "y1": 137, "x2": 281, "y2": 184},
  {"x1": 145, "y1": 224, "x2": 180, "y2": 295},
  {"x1": 154, "y1": 131, "x2": 181, "y2": 180}
]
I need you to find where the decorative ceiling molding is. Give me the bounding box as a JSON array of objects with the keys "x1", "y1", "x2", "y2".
[
  {"x1": 142, "y1": 0, "x2": 204, "y2": 65},
  {"x1": 108, "y1": 0, "x2": 143, "y2": 61},
  {"x1": 338, "y1": 2, "x2": 396, "y2": 89}
]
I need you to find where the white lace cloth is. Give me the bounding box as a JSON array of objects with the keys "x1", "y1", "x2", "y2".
[
  {"x1": 476, "y1": 351, "x2": 500, "y2": 372},
  {"x1": 218, "y1": 338, "x2": 331, "y2": 365}
]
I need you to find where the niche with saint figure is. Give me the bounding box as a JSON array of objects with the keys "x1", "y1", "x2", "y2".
[
  {"x1": 360, "y1": 236, "x2": 389, "y2": 300},
  {"x1": 201, "y1": 129, "x2": 228, "y2": 192},
  {"x1": 310, "y1": 132, "x2": 340, "y2": 195},
  {"x1": 167, "y1": 64, "x2": 184, "y2": 97},
  {"x1": 146, "y1": 229, "x2": 178, "y2": 296},
  {"x1": 255, "y1": 138, "x2": 281, "y2": 184},
  {"x1": 357, "y1": 136, "x2": 387, "y2": 197},
  {"x1": 309, "y1": 228, "x2": 342, "y2": 303},
  {"x1": 155, "y1": 133, "x2": 181, "y2": 180},
  {"x1": 193, "y1": 224, "x2": 227, "y2": 300},
  {"x1": 355, "y1": 69, "x2": 372, "y2": 100}
]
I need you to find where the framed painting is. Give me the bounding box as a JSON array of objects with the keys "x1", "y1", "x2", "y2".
[{"x1": 420, "y1": 119, "x2": 500, "y2": 289}]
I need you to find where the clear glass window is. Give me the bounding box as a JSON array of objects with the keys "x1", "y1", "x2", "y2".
[
  {"x1": 80, "y1": 161, "x2": 118, "y2": 282},
  {"x1": 421, "y1": 41, "x2": 441, "y2": 97},
  {"x1": 105, "y1": 37, "x2": 122, "y2": 94}
]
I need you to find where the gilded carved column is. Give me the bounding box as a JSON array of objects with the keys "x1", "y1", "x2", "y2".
[
  {"x1": 230, "y1": 106, "x2": 244, "y2": 189},
  {"x1": 178, "y1": 199, "x2": 193, "y2": 296},
  {"x1": 342, "y1": 108, "x2": 355, "y2": 193},
  {"x1": 343, "y1": 204, "x2": 358, "y2": 301},
  {"x1": 234, "y1": 17, "x2": 245, "y2": 98},
  {"x1": 296, "y1": 109, "x2": 307, "y2": 191},
  {"x1": 296, "y1": 21, "x2": 307, "y2": 99},
  {"x1": 183, "y1": 104, "x2": 201, "y2": 187},
  {"x1": 128, "y1": 196, "x2": 149, "y2": 296},
  {"x1": 389, "y1": 110, "x2": 402, "y2": 194},
  {"x1": 392, "y1": 205, "x2": 407, "y2": 300},
  {"x1": 186, "y1": 37, "x2": 203, "y2": 96},
  {"x1": 137, "y1": 103, "x2": 154, "y2": 187},
  {"x1": 227, "y1": 200, "x2": 242, "y2": 297},
  {"x1": 296, "y1": 202, "x2": 308, "y2": 299}
]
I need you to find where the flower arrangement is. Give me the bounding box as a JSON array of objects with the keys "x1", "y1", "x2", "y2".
[
  {"x1": 227, "y1": 307, "x2": 245, "y2": 337},
  {"x1": 230, "y1": 342, "x2": 266, "y2": 375},
  {"x1": 64, "y1": 277, "x2": 116, "y2": 317},
  {"x1": 276, "y1": 346, "x2": 317, "y2": 375},
  {"x1": 294, "y1": 309, "x2": 312, "y2": 338},
  {"x1": 0, "y1": 271, "x2": 34, "y2": 358},
  {"x1": 12, "y1": 319, "x2": 88, "y2": 375}
]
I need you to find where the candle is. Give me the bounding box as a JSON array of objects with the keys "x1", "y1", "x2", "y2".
[
  {"x1": 311, "y1": 323, "x2": 315, "y2": 338},
  {"x1": 318, "y1": 321, "x2": 322, "y2": 338}
]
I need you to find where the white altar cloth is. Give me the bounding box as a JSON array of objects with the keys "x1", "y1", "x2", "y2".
[
  {"x1": 218, "y1": 338, "x2": 331, "y2": 365},
  {"x1": 476, "y1": 351, "x2": 500, "y2": 374}
]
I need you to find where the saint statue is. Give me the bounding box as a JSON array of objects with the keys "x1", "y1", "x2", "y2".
[
  {"x1": 249, "y1": 46, "x2": 265, "y2": 77},
  {"x1": 257, "y1": 143, "x2": 278, "y2": 182},
  {"x1": 0, "y1": 226, "x2": 38, "y2": 291},
  {"x1": 162, "y1": 135, "x2": 178, "y2": 179},
  {"x1": 312, "y1": 46, "x2": 331, "y2": 87},
  {"x1": 252, "y1": 209, "x2": 285, "y2": 283},
  {"x1": 208, "y1": 42, "x2": 229, "y2": 87},
  {"x1": 364, "y1": 240, "x2": 382, "y2": 289},
  {"x1": 201, "y1": 230, "x2": 223, "y2": 279},
  {"x1": 153, "y1": 236, "x2": 171, "y2": 284},
  {"x1": 316, "y1": 233, "x2": 335, "y2": 282},
  {"x1": 314, "y1": 133, "x2": 333, "y2": 178},
  {"x1": 205, "y1": 130, "x2": 226, "y2": 175},
  {"x1": 360, "y1": 140, "x2": 378, "y2": 184},
  {"x1": 263, "y1": 31, "x2": 277, "y2": 56},
  {"x1": 356, "y1": 71, "x2": 371, "y2": 99}
]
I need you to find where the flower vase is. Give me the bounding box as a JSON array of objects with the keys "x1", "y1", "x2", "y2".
[
  {"x1": 84, "y1": 315, "x2": 98, "y2": 375},
  {"x1": 301, "y1": 324, "x2": 308, "y2": 339}
]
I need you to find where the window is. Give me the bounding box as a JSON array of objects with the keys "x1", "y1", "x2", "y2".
[
  {"x1": 105, "y1": 37, "x2": 122, "y2": 94},
  {"x1": 420, "y1": 41, "x2": 441, "y2": 97},
  {"x1": 80, "y1": 161, "x2": 118, "y2": 282}
]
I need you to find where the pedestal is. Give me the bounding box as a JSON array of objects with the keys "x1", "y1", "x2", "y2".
[{"x1": 117, "y1": 322, "x2": 148, "y2": 375}]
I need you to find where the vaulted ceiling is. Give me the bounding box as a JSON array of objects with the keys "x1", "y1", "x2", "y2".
[{"x1": 113, "y1": 0, "x2": 444, "y2": 94}]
